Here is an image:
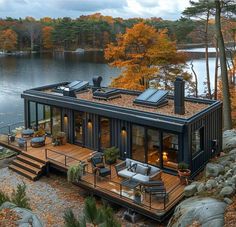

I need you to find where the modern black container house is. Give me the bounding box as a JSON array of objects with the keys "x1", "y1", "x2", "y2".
[{"x1": 22, "y1": 77, "x2": 222, "y2": 176}]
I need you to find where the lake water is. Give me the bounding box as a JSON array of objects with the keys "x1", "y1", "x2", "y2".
[{"x1": 0, "y1": 50, "x2": 217, "y2": 126}]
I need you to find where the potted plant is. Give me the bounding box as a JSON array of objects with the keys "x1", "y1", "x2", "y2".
[
  {"x1": 177, "y1": 162, "x2": 191, "y2": 177},
  {"x1": 104, "y1": 147, "x2": 119, "y2": 165},
  {"x1": 134, "y1": 189, "x2": 142, "y2": 204},
  {"x1": 67, "y1": 162, "x2": 84, "y2": 183}
]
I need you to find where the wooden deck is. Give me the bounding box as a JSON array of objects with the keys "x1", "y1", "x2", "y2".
[{"x1": 0, "y1": 134, "x2": 184, "y2": 222}]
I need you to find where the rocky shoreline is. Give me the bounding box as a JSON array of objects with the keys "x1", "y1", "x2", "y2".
[{"x1": 168, "y1": 129, "x2": 236, "y2": 226}]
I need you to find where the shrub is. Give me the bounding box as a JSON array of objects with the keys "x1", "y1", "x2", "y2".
[
  {"x1": 63, "y1": 197, "x2": 121, "y2": 227},
  {"x1": 104, "y1": 147, "x2": 119, "y2": 164},
  {"x1": 0, "y1": 190, "x2": 10, "y2": 206},
  {"x1": 178, "y1": 162, "x2": 189, "y2": 170},
  {"x1": 11, "y1": 183, "x2": 30, "y2": 210},
  {"x1": 64, "y1": 209, "x2": 82, "y2": 227},
  {"x1": 67, "y1": 163, "x2": 84, "y2": 183}
]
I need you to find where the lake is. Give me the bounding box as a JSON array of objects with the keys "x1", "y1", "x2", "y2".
[{"x1": 0, "y1": 51, "x2": 216, "y2": 126}]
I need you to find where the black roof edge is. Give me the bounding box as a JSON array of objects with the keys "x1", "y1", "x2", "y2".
[
  {"x1": 22, "y1": 89, "x2": 221, "y2": 126},
  {"x1": 27, "y1": 82, "x2": 217, "y2": 105}
]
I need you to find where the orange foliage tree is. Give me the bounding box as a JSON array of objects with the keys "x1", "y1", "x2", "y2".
[
  {"x1": 42, "y1": 26, "x2": 54, "y2": 49},
  {"x1": 0, "y1": 29, "x2": 17, "y2": 51},
  {"x1": 105, "y1": 22, "x2": 194, "y2": 92}
]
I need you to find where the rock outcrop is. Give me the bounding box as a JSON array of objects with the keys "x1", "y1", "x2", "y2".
[
  {"x1": 168, "y1": 197, "x2": 227, "y2": 227},
  {"x1": 0, "y1": 202, "x2": 43, "y2": 227}
]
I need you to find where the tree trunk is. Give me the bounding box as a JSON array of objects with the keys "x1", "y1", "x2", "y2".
[
  {"x1": 214, "y1": 38, "x2": 219, "y2": 100},
  {"x1": 205, "y1": 10, "x2": 212, "y2": 99},
  {"x1": 215, "y1": 0, "x2": 232, "y2": 129},
  {"x1": 190, "y1": 60, "x2": 198, "y2": 97}
]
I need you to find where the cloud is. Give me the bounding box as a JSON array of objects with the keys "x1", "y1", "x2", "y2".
[
  {"x1": 0, "y1": 0, "x2": 190, "y2": 20},
  {"x1": 56, "y1": 0, "x2": 127, "y2": 12}
]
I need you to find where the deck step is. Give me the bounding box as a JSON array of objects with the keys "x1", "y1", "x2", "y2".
[
  {"x1": 21, "y1": 152, "x2": 46, "y2": 164},
  {"x1": 9, "y1": 164, "x2": 38, "y2": 181},
  {"x1": 12, "y1": 159, "x2": 41, "y2": 175},
  {"x1": 17, "y1": 155, "x2": 45, "y2": 169}
]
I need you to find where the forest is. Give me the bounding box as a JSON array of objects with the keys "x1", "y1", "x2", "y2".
[{"x1": 0, "y1": 13, "x2": 235, "y2": 52}]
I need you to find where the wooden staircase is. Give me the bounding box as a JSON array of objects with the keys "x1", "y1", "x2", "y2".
[{"x1": 9, "y1": 152, "x2": 46, "y2": 181}]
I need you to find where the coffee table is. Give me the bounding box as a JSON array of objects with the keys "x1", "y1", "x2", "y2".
[{"x1": 120, "y1": 178, "x2": 140, "y2": 198}]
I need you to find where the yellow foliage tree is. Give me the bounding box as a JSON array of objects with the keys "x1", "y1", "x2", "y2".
[
  {"x1": 0, "y1": 29, "x2": 17, "y2": 51},
  {"x1": 42, "y1": 26, "x2": 54, "y2": 49},
  {"x1": 105, "y1": 22, "x2": 193, "y2": 92}
]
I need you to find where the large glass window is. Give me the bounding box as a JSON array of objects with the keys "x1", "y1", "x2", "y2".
[
  {"x1": 74, "y1": 111, "x2": 84, "y2": 144},
  {"x1": 52, "y1": 107, "x2": 61, "y2": 135},
  {"x1": 163, "y1": 133, "x2": 179, "y2": 170},
  {"x1": 100, "y1": 117, "x2": 111, "y2": 149},
  {"x1": 132, "y1": 125, "x2": 145, "y2": 162},
  {"x1": 37, "y1": 104, "x2": 51, "y2": 134},
  {"x1": 29, "y1": 101, "x2": 36, "y2": 128},
  {"x1": 192, "y1": 128, "x2": 204, "y2": 155},
  {"x1": 147, "y1": 129, "x2": 160, "y2": 166}
]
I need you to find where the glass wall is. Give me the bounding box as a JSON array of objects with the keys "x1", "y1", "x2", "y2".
[
  {"x1": 37, "y1": 104, "x2": 51, "y2": 134},
  {"x1": 192, "y1": 128, "x2": 204, "y2": 155},
  {"x1": 100, "y1": 117, "x2": 111, "y2": 149},
  {"x1": 147, "y1": 129, "x2": 160, "y2": 166},
  {"x1": 162, "y1": 132, "x2": 179, "y2": 170},
  {"x1": 52, "y1": 107, "x2": 61, "y2": 135},
  {"x1": 132, "y1": 125, "x2": 145, "y2": 162},
  {"x1": 74, "y1": 111, "x2": 84, "y2": 144},
  {"x1": 29, "y1": 101, "x2": 36, "y2": 128}
]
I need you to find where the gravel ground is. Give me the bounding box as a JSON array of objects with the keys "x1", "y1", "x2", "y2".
[
  {"x1": 0, "y1": 168, "x2": 85, "y2": 227},
  {"x1": 0, "y1": 167, "x2": 163, "y2": 227}
]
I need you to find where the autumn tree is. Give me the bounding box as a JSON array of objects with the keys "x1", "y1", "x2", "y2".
[
  {"x1": 42, "y1": 26, "x2": 54, "y2": 49},
  {"x1": 23, "y1": 17, "x2": 42, "y2": 51},
  {"x1": 215, "y1": 0, "x2": 236, "y2": 130},
  {"x1": 183, "y1": 0, "x2": 216, "y2": 99},
  {"x1": 0, "y1": 29, "x2": 17, "y2": 51},
  {"x1": 105, "y1": 22, "x2": 193, "y2": 92}
]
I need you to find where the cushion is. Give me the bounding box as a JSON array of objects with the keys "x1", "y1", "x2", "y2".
[
  {"x1": 96, "y1": 163, "x2": 104, "y2": 168},
  {"x1": 128, "y1": 163, "x2": 137, "y2": 172},
  {"x1": 132, "y1": 174, "x2": 149, "y2": 183},
  {"x1": 118, "y1": 169, "x2": 136, "y2": 178},
  {"x1": 125, "y1": 159, "x2": 131, "y2": 168},
  {"x1": 136, "y1": 164, "x2": 149, "y2": 175},
  {"x1": 149, "y1": 166, "x2": 160, "y2": 175},
  {"x1": 92, "y1": 157, "x2": 103, "y2": 166}
]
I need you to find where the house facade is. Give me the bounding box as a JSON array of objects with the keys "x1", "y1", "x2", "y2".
[{"x1": 22, "y1": 77, "x2": 222, "y2": 176}]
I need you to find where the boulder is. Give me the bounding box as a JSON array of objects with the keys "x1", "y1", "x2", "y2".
[
  {"x1": 168, "y1": 197, "x2": 227, "y2": 227},
  {"x1": 184, "y1": 184, "x2": 197, "y2": 197},
  {"x1": 206, "y1": 179, "x2": 217, "y2": 188},
  {"x1": 197, "y1": 183, "x2": 205, "y2": 193},
  {"x1": 0, "y1": 202, "x2": 43, "y2": 227},
  {"x1": 206, "y1": 163, "x2": 224, "y2": 177},
  {"x1": 223, "y1": 129, "x2": 236, "y2": 150},
  {"x1": 220, "y1": 186, "x2": 235, "y2": 197},
  {"x1": 224, "y1": 197, "x2": 233, "y2": 204}
]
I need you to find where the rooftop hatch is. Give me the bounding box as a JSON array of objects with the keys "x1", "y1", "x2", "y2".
[{"x1": 133, "y1": 88, "x2": 168, "y2": 107}]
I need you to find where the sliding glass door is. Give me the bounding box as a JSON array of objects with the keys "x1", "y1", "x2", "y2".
[
  {"x1": 74, "y1": 111, "x2": 84, "y2": 144},
  {"x1": 132, "y1": 125, "x2": 145, "y2": 162},
  {"x1": 131, "y1": 124, "x2": 178, "y2": 170},
  {"x1": 147, "y1": 129, "x2": 160, "y2": 166},
  {"x1": 100, "y1": 117, "x2": 111, "y2": 150}
]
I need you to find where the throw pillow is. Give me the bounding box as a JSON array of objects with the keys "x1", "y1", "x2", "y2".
[
  {"x1": 136, "y1": 164, "x2": 149, "y2": 175},
  {"x1": 128, "y1": 163, "x2": 137, "y2": 172}
]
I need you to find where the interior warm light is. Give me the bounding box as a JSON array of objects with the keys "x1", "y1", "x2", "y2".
[
  {"x1": 121, "y1": 126, "x2": 126, "y2": 135},
  {"x1": 88, "y1": 119, "x2": 92, "y2": 128},
  {"x1": 163, "y1": 152, "x2": 168, "y2": 162}
]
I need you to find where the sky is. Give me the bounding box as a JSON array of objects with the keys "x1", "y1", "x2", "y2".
[{"x1": 0, "y1": 0, "x2": 191, "y2": 20}]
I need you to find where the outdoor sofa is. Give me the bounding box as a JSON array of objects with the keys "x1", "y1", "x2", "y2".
[{"x1": 115, "y1": 158, "x2": 162, "y2": 183}]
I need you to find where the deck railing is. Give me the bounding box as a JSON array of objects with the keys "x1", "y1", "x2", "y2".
[
  {"x1": 78, "y1": 169, "x2": 176, "y2": 212},
  {"x1": 45, "y1": 148, "x2": 82, "y2": 167},
  {"x1": 0, "y1": 121, "x2": 27, "y2": 151}
]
